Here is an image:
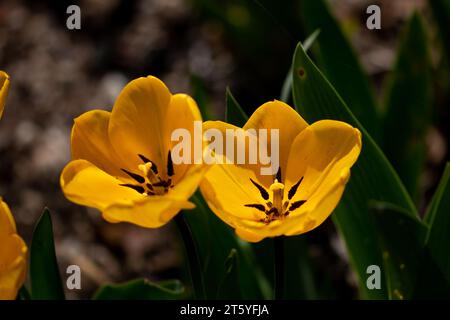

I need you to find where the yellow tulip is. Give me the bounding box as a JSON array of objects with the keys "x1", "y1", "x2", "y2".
[
  {"x1": 0, "y1": 199, "x2": 27, "y2": 300},
  {"x1": 60, "y1": 76, "x2": 207, "y2": 228},
  {"x1": 200, "y1": 100, "x2": 362, "y2": 242},
  {"x1": 0, "y1": 71, "x2": 10, "y2": 119}
]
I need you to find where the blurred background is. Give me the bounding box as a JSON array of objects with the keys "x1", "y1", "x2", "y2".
[{"x1": 0, "y1": 0, "x2": 448, "y2": 299}]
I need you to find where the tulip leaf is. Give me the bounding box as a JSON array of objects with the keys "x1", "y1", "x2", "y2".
[
  {"x1": 280, "y1": 29, "x2": 320, "y2": 103},
  {"x1": 216, "y1": 249, "x2": 243, "y2": 299},
  {"x1": 371, "y1": 201, "x2": 427, "y2": 300},
  {"x1": 93, "y1": 279, "x2": 185, "y2": 300},
  {"x1": 292, "y1": 42, "x2": 417, "y2": 299},
  {"x1": 381, "y1": 12, "x2": 432, "y2": 201},
  {"x1": 30, "y1": 209, "x2": 65, "y2": 300},
  {"x1": 299, "y1": 0, "x2": 379, "y2": 141},
  {"x1": 185, "y1": 192, "x2": 271, "y2": 299},
  {"x1": 423, "y1": 163, "x2": 450, "y2": 283},
  {"x1": 225, "y1": 87, "x2": 248, "y2": 127},
  {"x1": 17, "y1": 286, "x2": 31, "y2": 300}
]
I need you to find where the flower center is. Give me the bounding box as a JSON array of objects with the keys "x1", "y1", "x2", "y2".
[
  {"x1": 244, "y1": 168, "x2": 307, "y2": 224},
  {"x1": 119, "y1": 151, "x2": 174, "y2": 196}
]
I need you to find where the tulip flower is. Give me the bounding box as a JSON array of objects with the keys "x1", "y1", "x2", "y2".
[
  {"x1": 0, "y1": 71, "x2": 10, "y2": 119},
  {"x1": 0, "y1": 72, "x2": 27, "y2": 300},
  {"x1": 60, "y1": 76, "x2": 207, "y2": 228},
  {"x1": 0, "y1": 200, "x2": 27, "y2": 300},
  {"x1": 200, "y1": 100, "x2": 362, "y2": 242}
]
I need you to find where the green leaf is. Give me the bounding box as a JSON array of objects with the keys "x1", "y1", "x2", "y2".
[
  {"x1": 424, "y1": 163, "x2": 450, "y2": 283},
  {"x1": 372, "y1": 201, "x2": 427, "y2": 300},
  {"x1": 17, "y1": 286, "x2": 31, "y2": 300},
  {"x1": 300, "y1": 0, "x2": 379, "y2": 140},
  {"x1": 292, "y1": 42, "x2": 417, "y2": 299},
  {"x1": 381, "y1": 12, "x2": 432, "y2": 201},
  {"x1": 216, "y1": 249, "x2": 243, "y2": 299},
  {"x1": 280, "y1": 29, "x2": 320, "y2": 103},
  {"x1": 93, "y1": 279, "x2": 185, "y2": 300},
  {"x1": 185, "y1": 192, "x2": 271, "y2": 299},
  {"x1": 30, "y1": 209, "x2": 65, "y2": 300},
  {"x1": 225, "y1": 87, "x2": 248, "y2": 127}
]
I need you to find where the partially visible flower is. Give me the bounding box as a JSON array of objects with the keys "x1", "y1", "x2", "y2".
[
  {"x1": 0, "y1": 199, "x2": 27, "y2": 300},
  {"x1": 61, "y1": 76, "x2": 207, "y2": 228},
  {"x1": 200, "y1": 101, "x2": 362, "y2": 242},
  {"x1": 0, "y1": 71, "x2": 10, "y2": 119}
]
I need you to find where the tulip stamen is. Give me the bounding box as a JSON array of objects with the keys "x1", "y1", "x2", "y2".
[
  {"x1": 245, "y1": 175, "x2": 307, "y2": 224},
  {"x1": 119, "y1": 152, "x2": 175, "y2": 195},
  {"x1": 250, "y1": 178, "x2": 269, "y2": 200}
]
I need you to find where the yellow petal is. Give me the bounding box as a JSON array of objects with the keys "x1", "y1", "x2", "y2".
[
  {"x1": 163, "y1": 93, "x2": 202, "y2": 184},
  {"x1": 244, "y1": 100, "x2": 308, "y2": 179},
  {"x1": 200, "y1": 165, "x2": 267, "y2": 222},
  {"x1": 61, "y1": 159, "x2": 200, "y2": 228},
  {"x1": 169, "y1": 164, "x2": 209, "y2": 202},
  {"x1": 60, "y1": 159, "x2": 144, "y2": 211},
  {"x1": 71, "y1": 110, "x2": 127, "y2": 178},
  {"x1": 0, "y1": 71, "x2": 10, "y2": 119},
  {"x1": 102, "y1": 197, "x2": 195, "y2": 229},
  {"x1": 0, "y1": 200, "x2": 27, "y2": 300},
  {"x1": 0, "y1": 198, "x2": 17, "y2": 235},
  {"x1": 282, "y1": 120, "x2": 362, "y2": 233},
  {"x1": 108, "y1": 76, "x2": 172, "y2": 172}
]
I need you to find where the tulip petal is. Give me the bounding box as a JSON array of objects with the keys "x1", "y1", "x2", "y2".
[
  {"x1": 0, "y1": 201, "x2": 27, "y2": 300},
  {"x1": 108, "y1": 76, "x2": 172, "y2": 173},
  {"x1": 284, "y1": 120, "x2": 362, "y2": 231},
  {"x1": 0, "y1": 71, "x2": 10, "y2": 119},
  {"x1": 0, "y1": 199, "x2": 17, "y2": 235},
  {"x1": 71, "y1": 110, "x2": 127, "y2": 178},
  {"x1": 244, "y1": 100, "x2": 308, "y2": 180},
  {"x1": 60, "y1": 159, "x2": 145, "y2": 211},
  {"x1": 163, "y1": 93, "x2": 203, "y2": 184},
  {"x1": 102, "y1": 197, "x2": 195, "y2": 229}
]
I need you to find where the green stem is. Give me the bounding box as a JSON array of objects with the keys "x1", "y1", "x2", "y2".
[
  {"x1": 274, "y1": 236, "x2": 285, "y2": 300},
  {"x1": 174, "y1": 213, "x2": 206, "y2": 299}
]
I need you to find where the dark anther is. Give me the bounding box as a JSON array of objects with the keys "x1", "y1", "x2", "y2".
[
  {"x1": 146, "y1": 183, "x2": 154, "y2": 191},
  {"x1": 289, "y1": 200, "x2": 307, "y2": 211},
  {"x1": 249, "y1": 178, "x2": 269, "y2": 200},
  {"x1": 244, "y1": 204, "x2": 266, "y2": 212},
  {"x1": 121, "y1": 168, "x2": 145, "y2": 184},
  {"x1": 138, "y1": 154, "x2": 158, "y2": 174},
  {"x1": 288, "y1": 176, "x2": 304, "y2": 200},
  {"x1": 153, "y1": 180, "x2": 171, "y2": 188},
  {"x1": 167, "y1": 150, "x2": 174, "y2": 177},
  {"x1": 120, "y1": 184, "x2": 145, "y2": 194},
  {"x1": 267, "y1": 207, "x2": 279, "y2": 216},
  {"x1": 275, "y1": 166, "x2": 282, "y2": 183}
]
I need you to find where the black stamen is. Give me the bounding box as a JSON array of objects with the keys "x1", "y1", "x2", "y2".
[
  {"x1": 288, "y1": 176, "x2": 304, "y2": 200},
  {"x1": 146, "y1": 183, "x2": 154, "y2": 191},
  {"x1": 138, "y1": 154, "x2": 158, "y2": 174},
  {"x1": 289, "y1": 200, "x2": 307, "y2": 211},
  {"x1": 244, "y1": 204, "x2": 266, "y2": 212},
  {"x1": 275, "y1": 166, "x2": 282, "y2": 183},
  {"x1": 120, "y1": 184, "x2": 145, "y2": 194},
  {"x1": 267, "y1": 207, "x2": 279, "y2": 216},
  {"x1": 167, "y1": 150, "x2": 174, "y2": 177},
  {"x1": 121, "y1": 168, "x2": 145, "y2": 184},
  {"x1": 249, "y1": 178, "x2": 269, "y2": 200},
  {"x1": 153, "y1": 180, "x2": 171, "y2": 187}
]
